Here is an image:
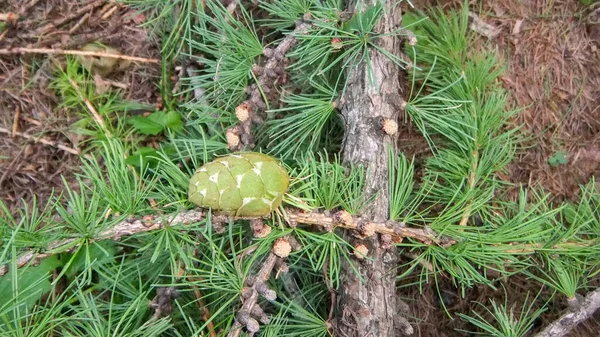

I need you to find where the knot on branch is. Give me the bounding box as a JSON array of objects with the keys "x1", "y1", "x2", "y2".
[
  {"x1": 228, "y1": 252, "x2": 281, "y2": 337},
  {"x1": 149, "y1": 287, "x2": 180, "y2": 320}
]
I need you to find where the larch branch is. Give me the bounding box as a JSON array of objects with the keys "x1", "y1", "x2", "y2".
[
  {"x1": 0, "y1": 209, "x2": 445, "y2": 276},
  {"x1": 534, "y1": 288, "x2": 600, "y2": 337}
]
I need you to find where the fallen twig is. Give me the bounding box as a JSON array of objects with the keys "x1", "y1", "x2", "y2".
[
  {"x1": 175, "y1": 260, "x2": 218, "y2": 337},
  {"x1": 20, "y1": 0, "x2": 43, "y2": 16},
  {"x1": 534, "y1": 288, "x2": 600, "y2": 337},
  {"x1": 190, "y1": 278, "x2": 217, "y2": 337},
  {"x1": 68, "y1": 12, "x2": 91, "y2": 34},
  {"x1": 100, "y1": 4, "x2": 119, "y2": 20},
  {"x1": 12, "y1": 107, "x2": 20, "y2": 137},
  {"x1": 0, "y1": 126, "x2": 80, "y2": 155},
  {"x1": 32, "y1": 0, "x2": 106, "y2": 34},
  {"x1": 0, "y1": 47, "x2": 160, "y2": 64},
  {"x1": 0, "y1": 13, "x2": 18, "y2": 23}
]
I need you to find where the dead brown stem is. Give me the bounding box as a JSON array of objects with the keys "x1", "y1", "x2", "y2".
[
  {"x1": 459, "y1": 149, "x2": 479, "y2": 226},
  {"x1": 0, "y1": 47, "x2": 159, "y2": 64},
  {"x1": 190, "y1": 279, "x2": 217, "y2": 337},
  {"x1": 0, "y1": 126, "x2": 80, "y2": 155},
  {"x1": 32, "y1": 0, "x2": 106, "y2": 34},
  {"x1": 67, "y1": 78, "x2": 112, "y2": 137},
  {"x1": 12, "y1": 107, "x2": 20, "y2": 137},
  {"x1": 68, "y1": 13, "x2": 91, "y2": 34}
]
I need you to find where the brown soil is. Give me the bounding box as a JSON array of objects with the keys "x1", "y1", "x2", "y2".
[
  {"x1": 487, "y1": 0, "x2": 600, "y2": 202},
  {"x1": 0, "y1": 0, "x2": 160, "y2": 216}
]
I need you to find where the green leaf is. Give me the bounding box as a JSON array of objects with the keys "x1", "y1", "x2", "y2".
[
  {"x1": 125, "y1": 147, "x2": 160, "y2": 167},
  {"x1": 163, "y1": 111, "x2": 184, "y2": 132},
  {"x1": 129, "y1": 115, "x2": 163, "y2": 135},
  {"x1": 125, "y1": 145, "x2": 178, "y2": 170},
  {"x1": 129, "y1": 111, "x2": 183, "y2": 135},
  {"x1": 0, "y1": 255, "x2": 63, "y2": 312},
  {"x1": 62, "y1": 241, "x2": 117, "y2": 280},
  {"x1": 548, "y1": 151, "x2": 567, "y2": 167}
]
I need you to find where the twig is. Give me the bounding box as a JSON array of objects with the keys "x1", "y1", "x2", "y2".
[
  {"x1": 0, "y1": 126, "x2": 80, "y2": 155},
  {"x1": 0, "y1": 210, "x2": 207, "y2": 276},
  {"x1": 12, "y1": 106, "x2": 20, "y2": 137},
  {"x1": 68, "y1": 12, "x2": 90, "y2": 34},
  {"x1": 175, "y1": 260, "x2": 217, "y2": 337},
  {"x1": 149, "y1": 287, "x2": 180, "y2": 320},
  {"x1": 32, "y1": 0, "x2": 106, "y2": 34},
  {"x1": 0, "y1": 208, "x2": 447, "y2": 275},
  {"x1": 190, "y1": 279, "x2": 217, "y2": 337},
  {"x1": 227, "y1": 19, "x2": 311, "y2": 151},
  {"x1": 20, "y1": 0, "x2": 43, "y2": 15},
  {"x1": 0, "y1": 47, "x2": 160, "y2": 64},
  {"x1": 322, "y1": 260, "x2": 336, "y2": 323},
  {"x1": 68, "y1": 78, "x2": 112, "y2": 137},
  {"x1": 100, "y1": 4, "x2": 119, "y2": 20},
  {"x1": 459, "y1": 149, "x2": 478, "y2": 226},
  {"x1": 227, "y1": 253, "x2": 279, "y2": 337},
  {"x1": 0, "y1": 29, "x2": 8, "y2": 42},
  {"x1": 534, "y1": 288, "x2": 600, "y2": 337},
  {"x1": 287, "y1": 210, "x2": 450, "y2": 245}
]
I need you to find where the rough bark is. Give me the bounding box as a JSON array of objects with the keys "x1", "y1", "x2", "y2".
[
  {"x1": 337, "y1": 1, "x2": 411, "y2": 336},
  {"x1": 534, "y1": 288, "x2": 600, "y2": 337}
]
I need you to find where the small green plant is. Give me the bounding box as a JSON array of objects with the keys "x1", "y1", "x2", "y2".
[
  {"x1": 50, "y1": 56, "x2": 153, "y2": 148},
  {"x1": 457, "y1": 292, "x2": 547, "y2": 337},
  {"x1": 128, "y1": 110, "x2": 184, "y2": 135},
  {"x1": 548, "y1": 151, "x2": 568, "y2": 167}
]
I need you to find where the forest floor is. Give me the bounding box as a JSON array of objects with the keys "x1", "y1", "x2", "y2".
[
  {"x1": 403, "y1": 0, "x2": 600, "y2": 336},
  {"x1": 1, "y1": 0, "x2": 599, "y2": 336}
]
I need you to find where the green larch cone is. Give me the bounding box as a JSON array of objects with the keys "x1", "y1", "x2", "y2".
[{"x1": 188, "y1": 152, "x2": 290, "y2": 217}]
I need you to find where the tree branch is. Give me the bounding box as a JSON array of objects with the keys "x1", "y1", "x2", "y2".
[
  {"x1": 534, "y1": 288, "x2": 600, "y2": 337},
  {"x1": 0, "y1": 210, "x2": 206, "y2": 276},
  {"x1": 227, "y1": 19, "x2": 311, "y2": 150},
  {"x1": 0, "y1": 208, "x2": 446, "y2": 277},
  {"x1": 227, "y1": 253, "x2": 279, "y2": 337}
]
